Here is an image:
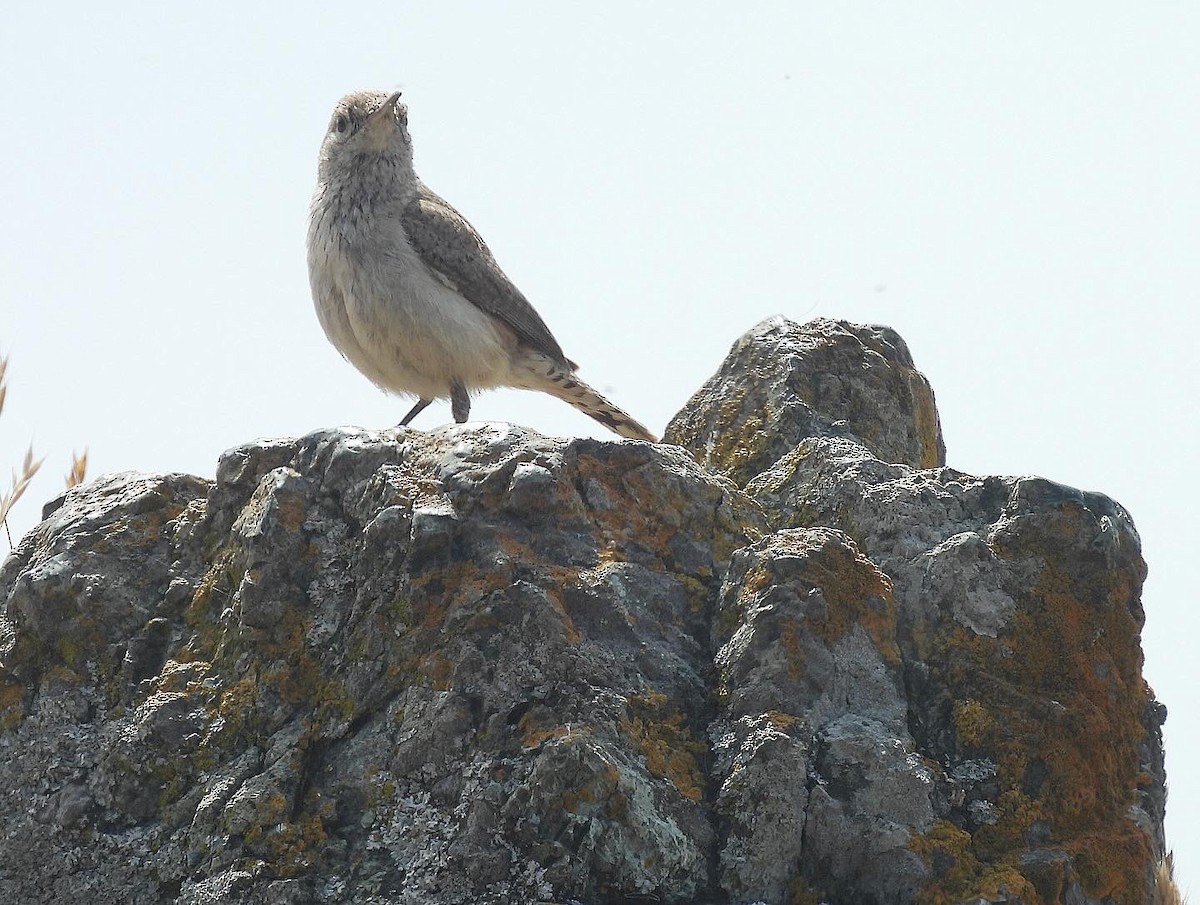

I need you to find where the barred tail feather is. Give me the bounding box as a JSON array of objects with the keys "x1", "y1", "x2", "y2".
[{"x1": 512, "y1": 351, "x2": 658, "y2": 442}]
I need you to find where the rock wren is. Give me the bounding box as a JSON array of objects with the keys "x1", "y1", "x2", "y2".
[{"x1": 307, "y1": 90, "x2": 658, "y2": 442}]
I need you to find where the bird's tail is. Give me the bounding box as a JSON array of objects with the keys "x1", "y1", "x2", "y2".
[{"x1": 512, "y1": 351, "x2": 658, "y2": 442}]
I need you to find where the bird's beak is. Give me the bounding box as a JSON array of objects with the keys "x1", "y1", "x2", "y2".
[
  {"x1": 362, "y1": 92, "x2": 402, "y2": 151},
  {"x1": 367, "y1": 92, "x2": 402, "y2": 128}
]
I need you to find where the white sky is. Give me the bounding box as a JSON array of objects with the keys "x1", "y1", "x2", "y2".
[{"x1": 2, "y1": 2, "x2": 1196, "y2": 892}]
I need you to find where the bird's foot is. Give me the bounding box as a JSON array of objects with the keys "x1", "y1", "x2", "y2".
[{"x1": 450, "y1": 382, "x2": 470, "y2": 423}]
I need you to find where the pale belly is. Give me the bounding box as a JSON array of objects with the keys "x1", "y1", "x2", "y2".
[{"x1": 311, "y1": 235, "x2": 517, "y2": 401}]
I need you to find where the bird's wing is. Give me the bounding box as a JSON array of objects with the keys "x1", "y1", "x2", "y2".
[{"x1": 402, "y1": 185, "x2": 571, "y2": 367}]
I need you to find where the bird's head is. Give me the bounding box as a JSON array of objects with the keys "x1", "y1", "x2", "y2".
[{"x1": 317, "y1": 90, "x2": 412, "y2": 180}]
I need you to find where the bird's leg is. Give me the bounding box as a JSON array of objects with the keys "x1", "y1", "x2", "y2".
[
  {"x1": 450, "y1": 381, "x2": 471, "y2": 423},
  {"x1": 399, "y1": 398, "x2": 432, "y2": 426}
]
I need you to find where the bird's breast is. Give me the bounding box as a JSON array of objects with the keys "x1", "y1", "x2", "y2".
[{"x1": 308, "y1": 193, "x2": 516, "y2": 398}]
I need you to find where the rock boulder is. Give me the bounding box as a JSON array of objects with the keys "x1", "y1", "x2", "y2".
[{"x1": 0, "y1": 318, "x2": 1167, "y2": 904}]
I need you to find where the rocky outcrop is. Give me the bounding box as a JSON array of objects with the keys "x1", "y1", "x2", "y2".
[{"x1": 0, "y1": 317, "x2": 1167, "y2": 904}]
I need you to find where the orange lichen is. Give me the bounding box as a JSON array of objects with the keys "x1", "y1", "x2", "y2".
[
  {"x1": 912, "y1": 539, "x2": 1155, "y2": 903},
  {"x1": 792, "y1": 533, "x2": 899, "y2": 663},
  {"x1": 765, "y1": 710, "x2": 801, "y2": 730},
  {"x1": 910, "y1": 820, "x2": 1036, "y2": 905},
  {"x1": 554, "y1": 771, "x2": 603, "y2": 815},
  {"x1": 708, "y1": 397, "x2": 774, "y2": 483},
  {"x1": 565, "y1": 444, "x2": 739, "y2": 582},
  {"x1": 970, "y1": 790, "x2": 1040, "y2": 860},
  {"x1": 422, "y1": 651, "x2": 455, "y2": 689},
  {"x1": 540, "y1": 579, "x2": 583, "y2": 644},
  {"x1": 241, "y1": 791, "x2": 290, "y2": 844},
  {"x1": 273, "y1": 492, "x2": 307, "y2": 533},
  {"x1": 908, "y1": 370, "x2": 943, "y2": 468},
  {"x1": 781, "y1": 621, "x2": 805, "y2": 679},
  {"x1": 518, "y1": 710, "x2": 578, "y2": 750},
  {"x1": 951, "y1": 699, "x2": 992, "y2": 749},
  {"x1": 620, "y1": 692, "x2": 707, "y2": 802},
  {"x1": 0, "y1": 675, "x2": 25, "y2": 729},
  {"x1": 787, "y1": 877, "x2": 823, "y2": 905},
  {"x1": 733, "y1": 531, "x2": 900, "y2": 668},
  {"x1": 262, "y1": 804, "x2": 333, "y2": 878},
  {"x1": 198, "y1": 674, "x2": 262, "y2": 754}
]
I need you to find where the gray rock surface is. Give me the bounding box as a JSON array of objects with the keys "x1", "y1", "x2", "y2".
[
  {"x1": 664, "y1": 316, "x2": 945, "y2": 484},
  {"x1": 0, "y1": 318, "x2": 1166, "y2": 904}
]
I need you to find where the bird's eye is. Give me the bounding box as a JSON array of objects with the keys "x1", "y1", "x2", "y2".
[{"x1": 333, "y1": 114, "x2": 350, "y2": 135}]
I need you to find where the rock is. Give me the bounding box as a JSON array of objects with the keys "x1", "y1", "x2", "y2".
[
  {"x1": 664, "y1": 317, "x2": 945, "y2": 485},
  {"x1": 0, "y1": 318, "x2": 1166, "y2": 905}
]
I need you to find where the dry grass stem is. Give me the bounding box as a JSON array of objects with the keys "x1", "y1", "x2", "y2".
[
  {"x1": 65, "y1": 448, "x2": 89, "y2": 488},
  {"x1": 1154, "y1": 852, "x2": 1187, "y2": 905},
  {"x1": 1, "y1": 445, "x2": 44, "y2": 545},
  {"x1": 2, "y1": 354, "x2": 51, "y2": 547}
]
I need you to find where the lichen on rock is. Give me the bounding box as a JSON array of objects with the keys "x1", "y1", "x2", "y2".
[{"x1": 0, "y1": 318, "x2": 1168, "y2": 904}]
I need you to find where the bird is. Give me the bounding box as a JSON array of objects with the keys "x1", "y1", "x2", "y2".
[{"x1": 306, "y1": 90, "x2": 658, "y2": 443}]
